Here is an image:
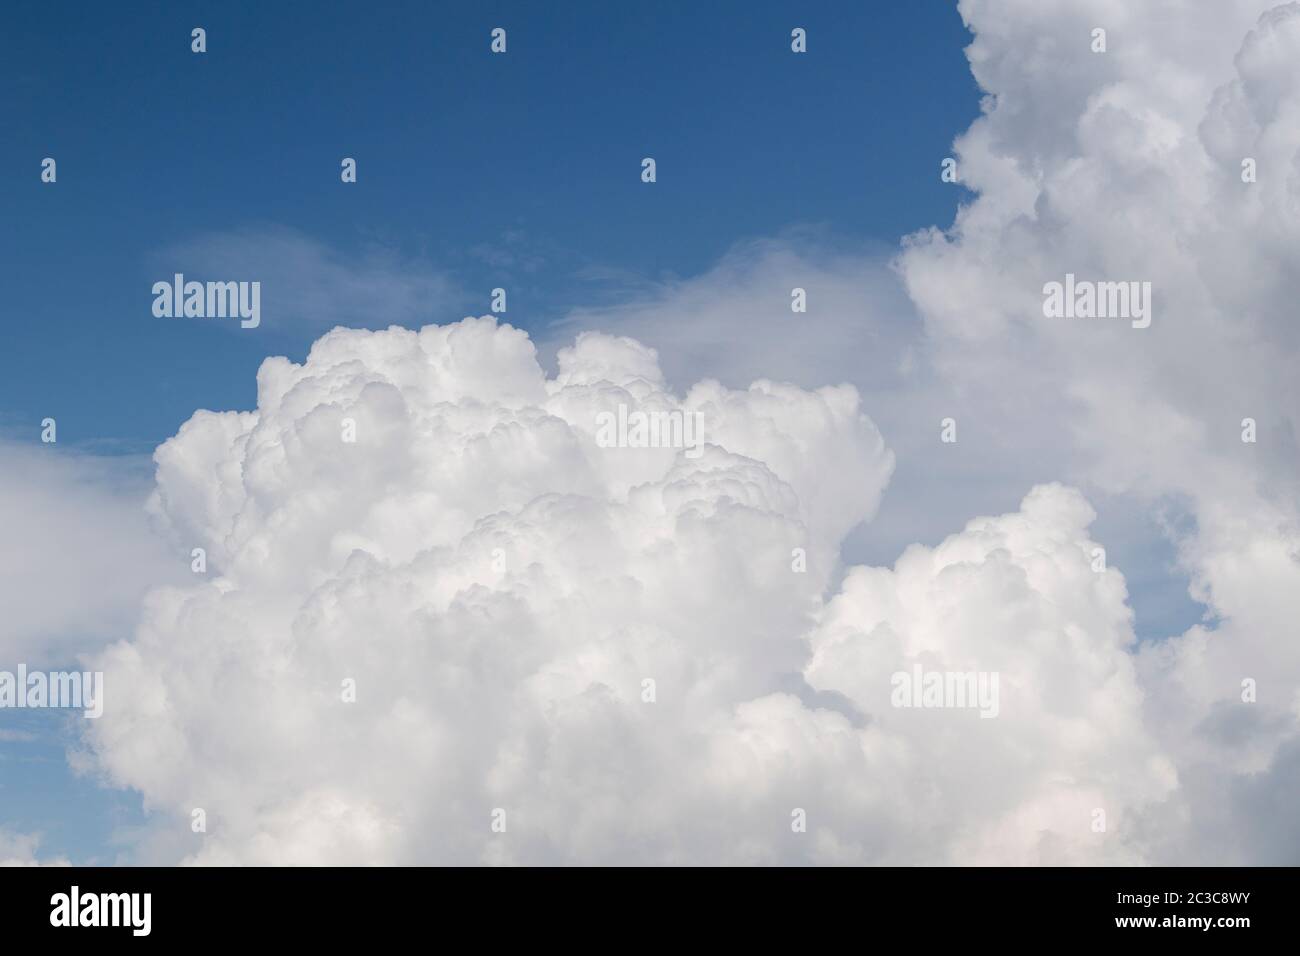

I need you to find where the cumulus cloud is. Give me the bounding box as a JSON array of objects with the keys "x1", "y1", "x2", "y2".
[
  {"x1": 0, "y1": 828, "x2": 69, "y2": 867},
  {"x1": 0, "y1": 440, "x2": 186, "y2": 665},
  {"x1": 896, "y1": 0, "x2": 1300, "y2": 860},
  {"x1": 546, "y1": 232, "x2": 918, "y2": 395},
  {"x1": 803, "y1": 484, "x2": 1175, "y2": 864},
  {"x1": 37, "y1": 0, "x2": 1300, "y2": 865},
  {"x1": 86, "y1": 317, "x2": 905, "y2": 863},
  {"x1": 79, "y1": 316, "x2": 1189, "y2": 864}
]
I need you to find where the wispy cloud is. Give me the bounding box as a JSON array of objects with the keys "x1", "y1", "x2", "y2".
[
  {"x1": 0, "y1": 439, "x2": 187, "y2": 664},
  {"x1": 152, "y1": 226, "x2": 469, "y2": 334}
]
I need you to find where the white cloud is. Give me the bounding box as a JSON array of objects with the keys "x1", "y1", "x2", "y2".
[
  {"x1": 897, "y1": 0, "x2": 1300, "y2": 860},
  {"x1": 86, "y1": 317, "x2": 905, "y2": 864},
  {"x1": 81, "y1": 316, "x2": 1188, "y2": 864},
  {"x1": 0, "y1": 828, "x2": 69, "y2": 867},
  {"x1": 23, "y1": 0, "x2": 1300, "y2": 865},
  {"x1": 546, "y1": 232, "x2": 918, "y2": 395},
  {"x1": 0, "y1": 440, "x2": 186, "y2": 665},
  {"x1": 805, "y1": 484, "x2": 1175, "y2": 864},
  {"x1": 155, "y1": 226, "x2": 468, "y2": 335}
]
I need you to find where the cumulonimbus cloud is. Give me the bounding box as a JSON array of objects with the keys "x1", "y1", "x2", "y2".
[
  {"x1": 82, "y1": 316, "x2": 1180, "y2": 864},
  {"x1": 60, "y1": 0, "x2": 1300, "y2": 865},
  {"x1": 896, "y1": 0, "x2": 1300, "y2": 862}
]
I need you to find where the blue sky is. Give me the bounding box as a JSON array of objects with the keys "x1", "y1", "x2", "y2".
[
  {"x1": 3, "y1": 0, "x2": 1288, "y2": 870},
  {"x1": 0, "y1": 1, "x2": 984, "y2": 860},
  {"x1": 0, "y1": 0, "x2": 1222, "y2": 866},
  {"x1": 2, "y1": 0, "x2": 978, "y2": 450}
]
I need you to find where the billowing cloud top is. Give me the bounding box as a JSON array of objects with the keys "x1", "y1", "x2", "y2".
[
  {"x1": 64, "y1": 1, "x2": 1300, "y2": 865},
  {"x1": 79, "y1": 316, "x2": 1202, "y2": 864},
  {"x1": 92, "y1": 318, "x2": 909, "y2": 864}
]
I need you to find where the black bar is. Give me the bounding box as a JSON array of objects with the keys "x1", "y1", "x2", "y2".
[{"x1": 1, "y1": 866, "x2": 1289, "y2": 943}]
